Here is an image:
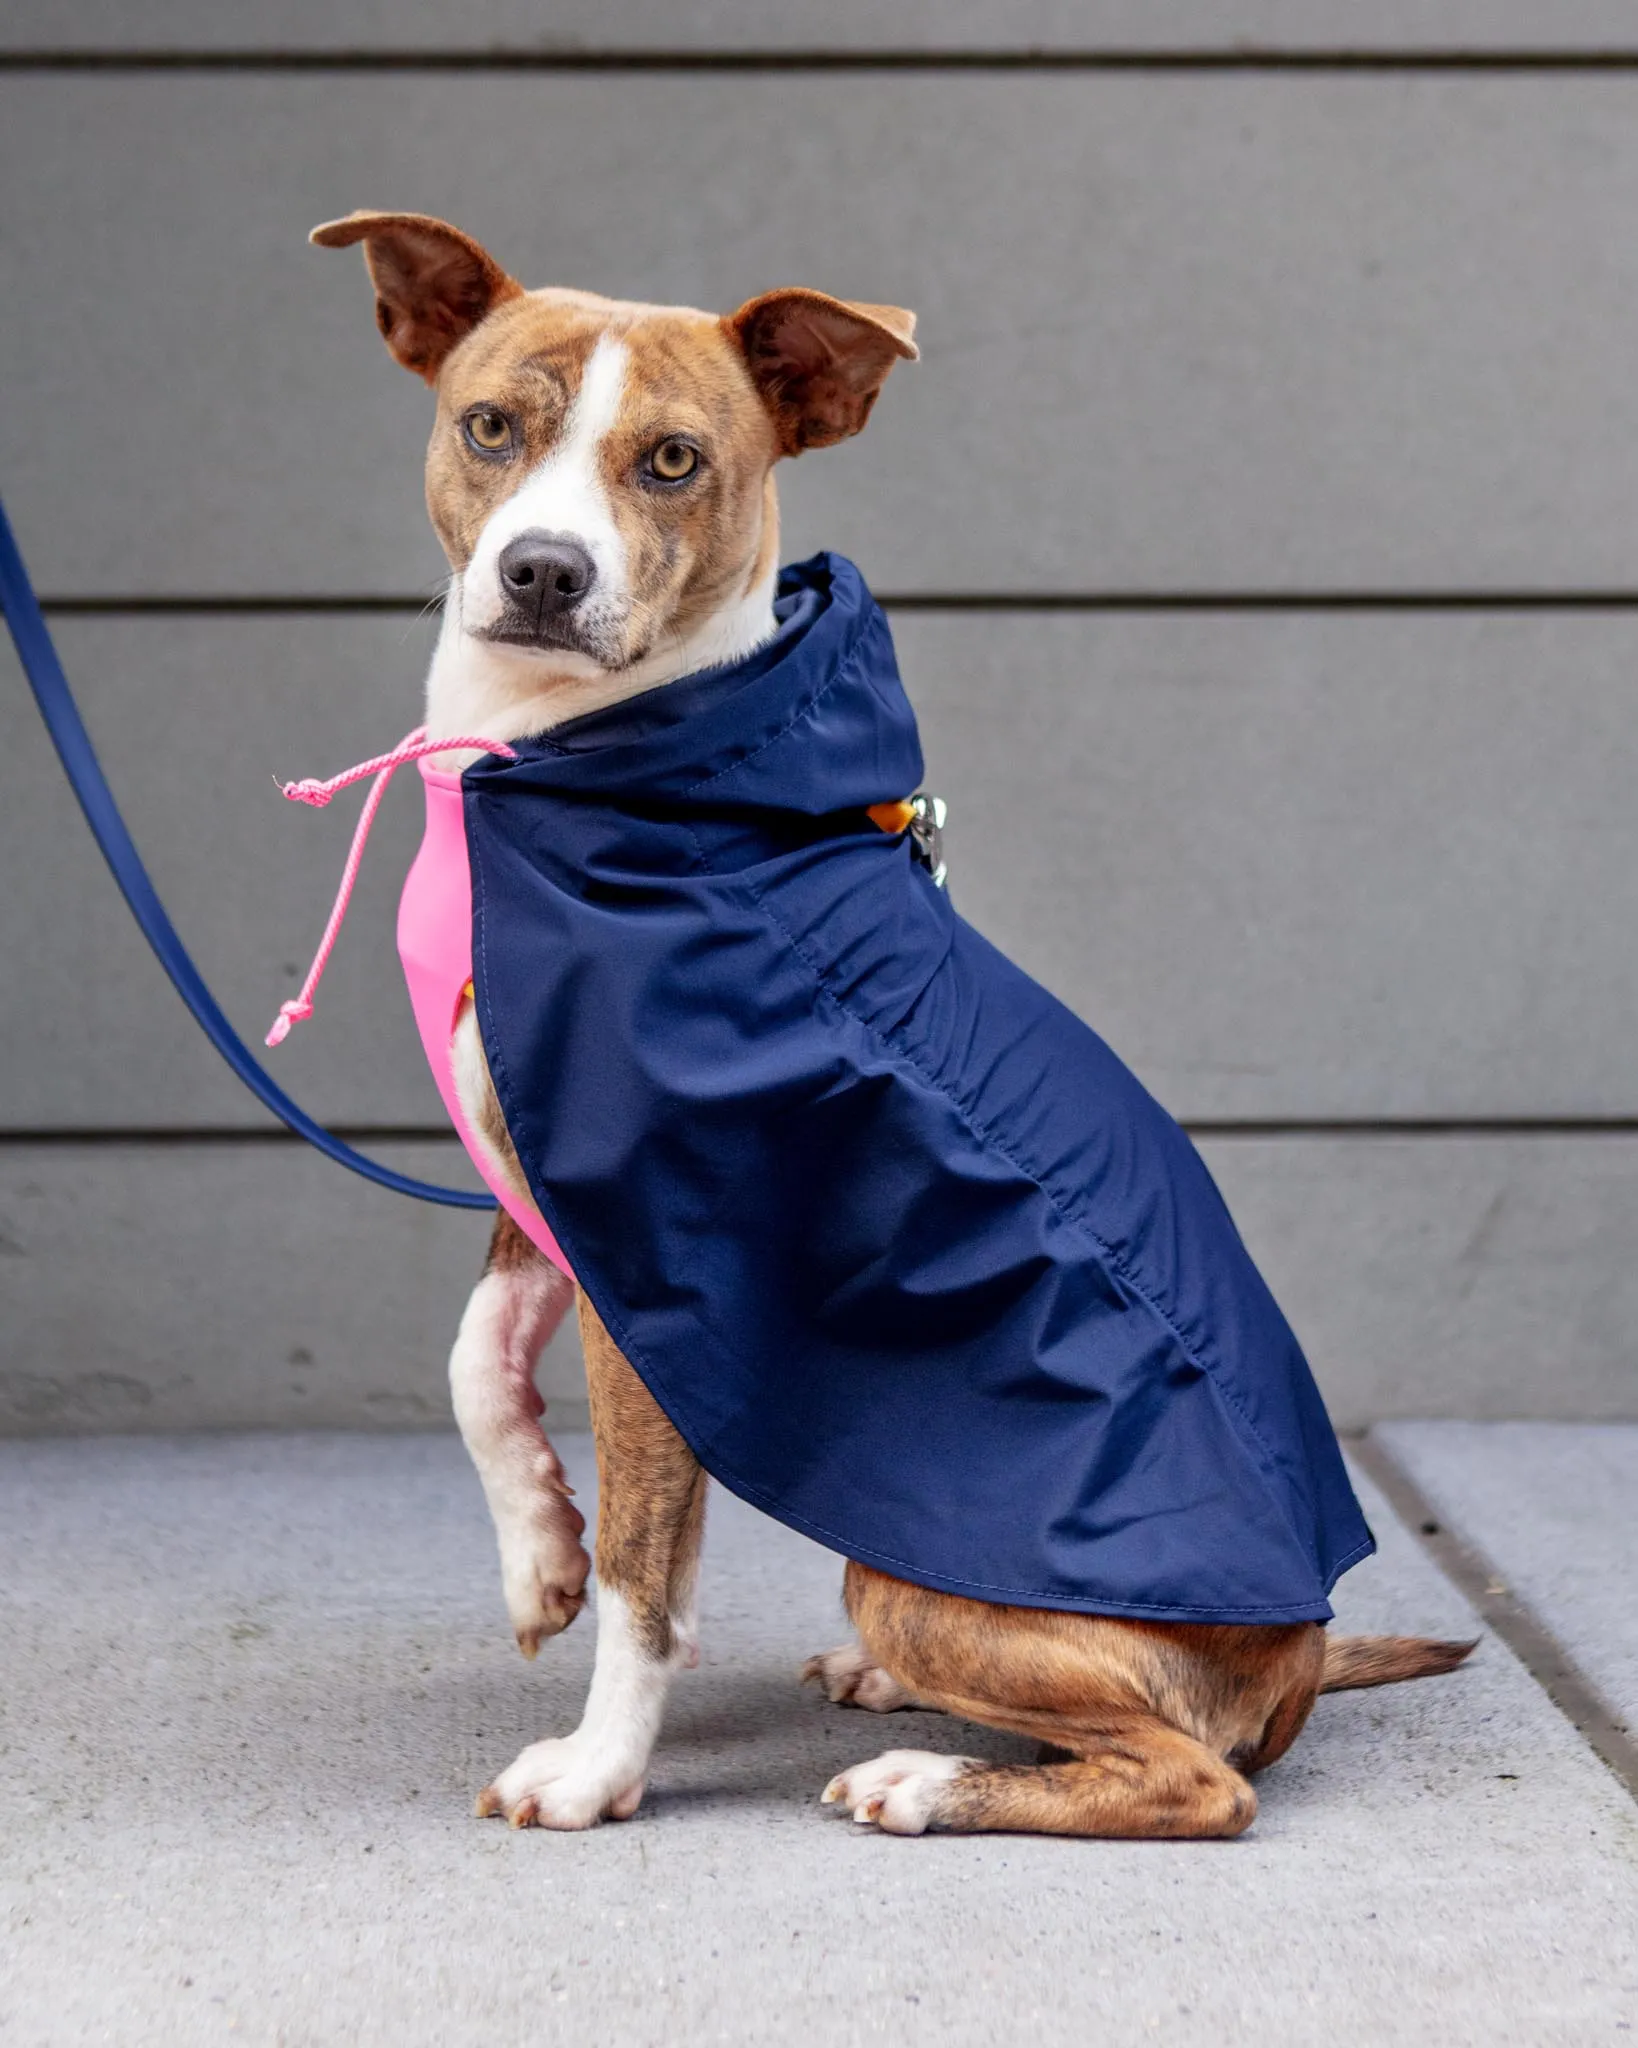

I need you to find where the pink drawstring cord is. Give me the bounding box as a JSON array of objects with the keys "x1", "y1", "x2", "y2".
[{"x1": 265, "y1": 726, "x2": 516, "y2": 1047}]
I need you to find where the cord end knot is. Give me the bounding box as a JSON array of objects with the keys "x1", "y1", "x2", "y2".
[
  {"x1": 280, "y1": 777, "x2": 333, "y2": 808},
  {"x1": 265, "y1": 999, "x2": 313, "y2": 1048}
]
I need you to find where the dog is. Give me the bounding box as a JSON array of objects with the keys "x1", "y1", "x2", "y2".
[{"x1": 310, "y1": 209, "x2": 1475, "y2": 1838}]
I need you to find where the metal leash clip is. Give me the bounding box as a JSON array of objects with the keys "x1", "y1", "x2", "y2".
[{"x1": 907, "y1": 792, "x2": 949, "y2": 888}]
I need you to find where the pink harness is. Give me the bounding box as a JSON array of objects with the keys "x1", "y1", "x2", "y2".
[{"x1": 266, "y1": 728, "x2": 571, "y2": 1274}]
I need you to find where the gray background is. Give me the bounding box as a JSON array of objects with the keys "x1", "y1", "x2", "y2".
[{"x1": 4, "y1": 14, "x2": 1636, "y2": 1433}]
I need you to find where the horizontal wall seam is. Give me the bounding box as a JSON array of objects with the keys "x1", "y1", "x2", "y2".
[
  {"x1": 38, "y1": 592, "x2": 1638, "y2": 617},
  {"x1": 16, "y1": 51, "x2": 1638, "y2": 74},
  {"x1": 7, "y1": 1120, "x2": 1638, "y2": 1147}
]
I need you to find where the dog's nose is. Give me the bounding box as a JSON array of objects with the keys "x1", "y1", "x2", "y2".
[{"x1": 497, "y1": 532, "x2": 597, "y2": 621}]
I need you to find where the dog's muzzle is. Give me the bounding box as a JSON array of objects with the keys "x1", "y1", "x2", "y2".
[{"x1": 485, "y1": 530, "x2": 607, "y2": 653}]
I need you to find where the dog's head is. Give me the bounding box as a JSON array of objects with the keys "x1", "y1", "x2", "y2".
[{"x1": 313, "y1": 210, "x2": 916, "y2": 688}]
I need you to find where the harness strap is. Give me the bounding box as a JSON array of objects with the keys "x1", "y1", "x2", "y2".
[{"x1": 270, "y1": 743, "x2": 934, "y2": 1050}]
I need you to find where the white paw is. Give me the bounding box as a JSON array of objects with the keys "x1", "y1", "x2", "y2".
[
  {"x1": 496, "y1": 1466, "x2": 590, "y2": 1658},
  {"x1": 821, "y1": 1750, "x2": 977, "y2": 1835},
  {"x1": 801, "y1": 1642, "x2": 919, "y2": 1712},
  {"x1": 475, "y1": 1733, "x2": 646, "y2": 1831}
]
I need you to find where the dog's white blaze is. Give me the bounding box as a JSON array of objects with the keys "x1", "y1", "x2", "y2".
[
  {"x1": 460, "y1": 333, "x2": 631, "y2": 638},
  {"x1": 426, "y1": 327, "x2": 779, "y2": 751}
]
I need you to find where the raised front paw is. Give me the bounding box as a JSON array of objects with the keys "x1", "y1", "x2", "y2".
[
  {"x1": 475, "y1": 1734, "x2": 646, "y2": 1831},
  {"x1": 497, "y1": 1485, "x2": 590, "y2": 1659},
  {"x1": 821, "y1": 1750, "x2": 979, "y2": 1836},
  {"x1": 801, "y1": 1641, "x2": 920, "y2": 1712}
]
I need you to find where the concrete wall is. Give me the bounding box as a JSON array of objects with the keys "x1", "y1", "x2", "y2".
[{"x1": 3, "y1": 18, "x2": 1635, "y2": 1431}]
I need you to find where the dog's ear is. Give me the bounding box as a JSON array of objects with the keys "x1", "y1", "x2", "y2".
[
  {"x1": 725, "y1": 289, "x2": 918, "y2": 454},
  {"x1": 310, "y1": 211, "x2": 523, "y2": 384}
]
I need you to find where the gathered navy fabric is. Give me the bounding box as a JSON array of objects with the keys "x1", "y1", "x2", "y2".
[{"x1": 466, "y1": 553, "x2": 1373, "y2": 1622}]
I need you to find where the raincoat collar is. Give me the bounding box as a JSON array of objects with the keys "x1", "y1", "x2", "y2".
[{"x1": 465, "y1": 551, "x2": 924, "y2": 818}]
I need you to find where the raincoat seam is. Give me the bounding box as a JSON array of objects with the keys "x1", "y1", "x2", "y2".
[
  {"x1": 677, "y1": 630, "x2": 873, "y2": 799},
  {"x1": 705, "y1": 845, "x2": 1308, "y2": 1539}
]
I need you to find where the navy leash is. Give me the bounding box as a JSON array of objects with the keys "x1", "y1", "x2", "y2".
[{"x1": 0, "y1": 494, "x2": 494, "y2": 1211}]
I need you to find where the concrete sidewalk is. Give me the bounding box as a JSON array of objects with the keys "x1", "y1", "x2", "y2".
[
  {"x1": 1377, "y1": 1421, "x2": 1638, "y2": 1738},
  {"x1": 1, "y1": 1432, "x2": 1635, "y2": 2048}
]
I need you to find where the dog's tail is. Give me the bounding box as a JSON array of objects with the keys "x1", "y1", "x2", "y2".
[{"x1": 1320, "y1": 1633, "x2": 1479, "y2": 1694}]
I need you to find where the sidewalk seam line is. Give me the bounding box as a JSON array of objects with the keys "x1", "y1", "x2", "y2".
[{"x1": 1352, "y1": 1430, "x2": 1638, "y2": 1805}]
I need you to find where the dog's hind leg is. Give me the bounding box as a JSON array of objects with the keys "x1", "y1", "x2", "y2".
[
  {"x1": 801, "y1": 1641, "x2": 929, "y2": 1713},
  {"x1": 827, "y1": 1562, "x2": 1329, "y2": 1839},
  {"x1": 449, "y1": 1210, "x2": 588, "y2": 1658},
  {"x1": 824, "y1": 1719, "x2": 1257, "y2": 1838},
  {"x1": 477, "y1": 1296, "x2": 706, "y2": 1830}
]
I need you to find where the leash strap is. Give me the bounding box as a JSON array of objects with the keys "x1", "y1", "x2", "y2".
[{"x1": 0, "y1": 492, "x2": 495, "y2": 1211}]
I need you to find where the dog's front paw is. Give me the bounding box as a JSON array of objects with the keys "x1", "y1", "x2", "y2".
[
  {"x1": 497, "y1": 1481, "x2": 590, "y2": 1659},
  {"x1": 821, "y1": 1750, "x2": 979, "y2": 1836},
  {"x1": 801, "y1": 1641, "x2": 919, "y2": 1712},
  {"x1": 475, "y1": 1734, "x2": 646, "y2": 1831}
]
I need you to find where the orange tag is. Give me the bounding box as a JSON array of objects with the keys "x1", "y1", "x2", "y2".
[{"x1": 867, "y1": 799, "x2": 916, "y2": 836}]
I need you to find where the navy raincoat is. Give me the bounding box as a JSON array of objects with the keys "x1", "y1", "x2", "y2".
[{"x1": 466, "y1": 553, "x2": 1373, "y2": 1623}]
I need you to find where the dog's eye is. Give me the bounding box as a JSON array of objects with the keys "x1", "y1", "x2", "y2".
[
  {"x1": 646, "y1": 438, "x2": 699, "y2": 483},
  {"x1": 464, "y1": 410, "x2": 513, "y2": 456}
]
